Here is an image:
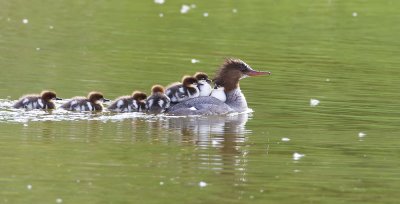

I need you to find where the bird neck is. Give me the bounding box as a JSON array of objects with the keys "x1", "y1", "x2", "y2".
[{"x1": 225, "y1": 87, "x2": 248, "y2": 112}]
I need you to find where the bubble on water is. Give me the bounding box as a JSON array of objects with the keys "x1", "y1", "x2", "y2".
[
  {"x1": 159, "y1": 13, "x2": 164, "y2": 18},
  {"x1": 310, "y1": 99, "x2": 320, "y2": 107},
  {"x1": 154, "y1": 0, "x2": 165, "y2": 4},
  {"x1": 293, "y1": 152, "x2": 305, "y2": 161},
  {"x1": 22, "y1": 19, "x2": 29, "y2": 24},
  {"x1": 56, "y1": 198, "x2": 62, "y2": 203},
  {"x1": 27, "y1": 184, "x2": 32, "y2": 190},
  {"x1": 180, "y1": 5, "x2": 191, "y2": 14},
  {"x1": 199, "y1": 181, "x2": 207, "y2": 187},
  {"x1": 203, "y1": 12, "x2": 209, "y2": 17},
  {"x1": 191, "y1": 59, "x2": 200, "y2": 64},
  {"x1": 233, "y1": 8, "x2": 238, "y2": 13},
  {"x1": 352, "y1": 12, "x2": 358, "y2": 17},
  {"x1": 281, "y1": 137, "x2": 290, "y2": 142},
  {"x1": 358, "y1": 132, "x2": 366, "y2": 138}
]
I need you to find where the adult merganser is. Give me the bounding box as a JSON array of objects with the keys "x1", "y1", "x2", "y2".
[
  {"x1": 193, "y1": 72, "x2": 212, "y2": 96},
  {"x1": 146, "y1": 85, "x2": 171, "y2": 114},
  {"x1": 108, "y1": 91, "x2": 147, "y2": 112},
  {"x1": 165, "y1": 76, "x2": 199, "y2": 103},
  {"x1": 60, "y1": 91, "x2": 110, "y2": 111},
  {"x1": 167, "y1": 59, "x2": 271, "y2": 115},
  {"x1": 210, "y1": 84, "x2": 226, "y2": 102},
  {"x1": 13, "y1": 90, "x2": 62, "y2": 110}
]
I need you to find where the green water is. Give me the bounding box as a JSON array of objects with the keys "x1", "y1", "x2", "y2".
[{"x1": 1, "y1": 0, "x2": 400, "y2": 203}]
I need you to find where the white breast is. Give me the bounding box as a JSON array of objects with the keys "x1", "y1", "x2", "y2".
[
  {"x1": 210, "y1": 87, "x2": 226, "y2": 102},
  {"x1": 198, "y1": 81, "x2": 212, "y2": 96}
]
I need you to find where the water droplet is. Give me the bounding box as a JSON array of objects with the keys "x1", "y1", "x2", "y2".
[
  {"x1": 180, "y1": 5, "x2": 190, "y2": 14},
  {"x1": 191, "y1": 59, "x2": 200, "y2": 64},
  {"x1": 293, "y1": 152, "x2": 305, "y2": 161},
  {"x1": 310, "y1": 99, "x2": 320, "y2": 107},
  {"x1": 154, "y1": 0, "x2": 165, "y2": 4},
  {"x1": 358, "y1": 132, "x2": 366, "y2": 138},
  {"x1": 199, "y1": 181, "x2": 207, "y2": 187},
  {"x1": 22, "y1": 19, "x2": 29, "y2": 24}
]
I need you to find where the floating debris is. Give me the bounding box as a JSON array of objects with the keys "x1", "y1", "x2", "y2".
[
  {"x1": 154, "y1": 0, "x2": 165, "y2": 4},
  {"x1": 159, "y1": 13, "x2": 164, "y2": 18},
  {"x1": 56, "y1": 198, "x2": 63, "y2": 203},
  {"x1": 22, "y1": 19, "x2": 29, "y2": 24},
  {"x1": 203, "y1": 12, "x2": 209, "y2": 17},
  {"x1": 49, "y1": 25, "x2": 54, "y2": 29},
  {"x1": 27, "y1": 184, "x2": 32, "y2": 190},
  {"x1": 159, "y1": 181, "x2": 164, "y2": 185},
  {"x1": 36, "y1": 48, "x2": 41, "y2": 51},
  {"x1": 199, "y1": 181, "x2": 207, "y2": 187},
  {"x1": 191, "y1": 59, "x2": 200, "y2": 64},
  {"x1": 281, "y1": 137, "x2": 290, "y2": 142},
  {"x1": 293, "y1": 169, "x2": 301, "y2": 173},
  {"x1": 352, "y1": 12, "x2": 358, "y2": 17},
  {"x1": 310, "y1": 99, "x2": 320, "y2": 107},
  {"x1": 232, "y1": 8, "x2": 238, "y2": 13},
  {"x1": 358, "y1": 132, "x2": 366, "y2": 138},
  {"x1": 293, "y1": 152, "x2": 305, "y2": 161},
  {"x1": 180, "y1": 5, "x2": 191, "y2": 14},
  {"x1": 326, "y1": 78, "x2": 330, "y2": 82}
]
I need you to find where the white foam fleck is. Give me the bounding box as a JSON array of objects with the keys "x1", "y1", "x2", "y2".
[
  {"x1": 49, "y1": 25, "x2": 54, "y2": 29},
  {"x1": 27, "y1": 184, "x2": 32, "y2": 190},
  {"x1": 352, "y1": 12, "x2": 358, "y2": 17},
  {"x1": 22, "y1": 19, "x2": 29, "y2": 24},
  {"x1": 358, "y1": 132, "x2": 366, "y2": 138},
  {"x1": 159, "y1": 181, "x2": 164, "y2": 185},
  {"x1": 190, "y1": 4, "x2": 196, "y2": 8},
  {"x1": 56, "y1": 198, "x2": 63, "y2": 203},
  {"x1": 203, "y1": 12, "x2": 209, "y2": 17},
  {"x1": 293, "y1": 152, "x2": 305, "y2": 161},
  {"x1": 310, "y1": 99, "x2": 320, "y2": 107},
  {"x1": 232, "y1": 8, "x2": 238, "y2": 13},
  {"x1": 199, "y1": 181, "x2": 207, "y2": 187},
  {"x1": 180, "y1": 5, "x2": 191, "y2": 14},
  {"x1": 159, "y1": 13, "x2": 164, "y2": 17},
  {"x1": 154, "y1": 0, "x2": 165, "y2": 4},
  {"x1": 36, "y1": 48, "x2": 40, "y2": 51},
  {"x1": 281, "y1": 137, "x2": 290, "y2": 142},
  {"x1": 191, "y1": 59, "x2": 200, "y2": 63}
]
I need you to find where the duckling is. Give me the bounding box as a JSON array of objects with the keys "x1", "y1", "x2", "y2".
[
  {"x1": 60, "y1": 91, "x2": 110, "y2": 111},
  {"x1": 165, "y1": 76, "x2": 199, "y2": 103},
  {"x1": 210, "y1": 83, "x2": 226, "y2": 102},
  {"x1": 194, "y1": 72, "x2": 212, "y2": 96},
  {"x1": 108, "y1": 91, "x2": 147, "y2": 112},
  {"x1": 146, "y1": 85, "x2": 170, "y2": 114},
  {"x1": 13, "y1": 90, "x2": 62, "y2": 110}
]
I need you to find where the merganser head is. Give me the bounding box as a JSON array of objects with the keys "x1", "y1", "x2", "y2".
[
  {"x1": 40, "y1": 90, "x2": 62, "y2": 101},
  {"x1": 132, "y1": 91, "x2": 147, "y2": 101},
  {"x1": 88, "y1": 91, "x2": 110, "y2": 103},
  {"x1": 194, "y1": 72, "x2": 211, "y2": 83},
  {"x1": 213, "y1": 59, "x2": 271, "y2": 92},
  {"x1": 151, "y1": 85, "x2": 165, "y2": 94},
  {"x1": 181, "y1": 76, "x2": 198, "y2": 88}
]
